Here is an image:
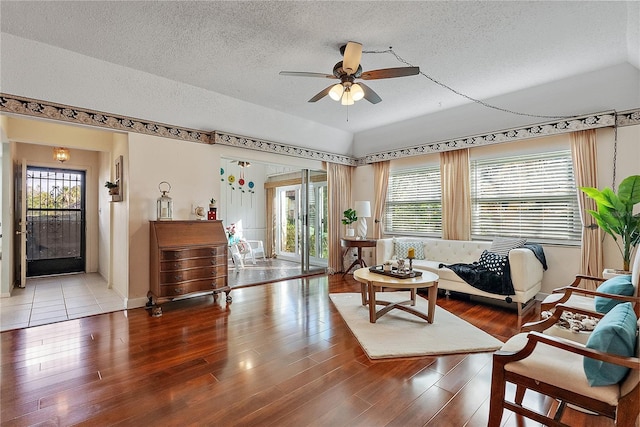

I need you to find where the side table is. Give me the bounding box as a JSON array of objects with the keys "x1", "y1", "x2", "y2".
[{"x1": 341, "y1": 238, "x2": 377, "y2": 277}]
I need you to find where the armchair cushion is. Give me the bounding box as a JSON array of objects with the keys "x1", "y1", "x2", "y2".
[
  {"x1": 594, "y1": 275, "x2": 634, "y2": 313},
  {"x1": 584, "y1": 302, "x2": 637, "y2": 386}
]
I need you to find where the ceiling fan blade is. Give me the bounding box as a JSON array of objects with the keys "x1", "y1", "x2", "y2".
[
  {"x1": 360, "y1": 67, "x2": 420, "y2": 80},
  {"x1": 279, "y1": 71, "x2": 335, "y2": 79},
  {"x1": 342, "y1": 41, "x2": 362, "y2": 75},
  {"x1": 358, "y1": 83, "x2": 382, "y2": 104},
  {"x1": 308, "y1": 85, "x2": 333, "y2": 102}
]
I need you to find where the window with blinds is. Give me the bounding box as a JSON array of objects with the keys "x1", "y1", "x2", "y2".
[
  {"x1": 470, "y1": 150, "x2": 581, "y2": 243},
  {"x1": 384, "y1": 166, "x2": 442, "y2": 235}
]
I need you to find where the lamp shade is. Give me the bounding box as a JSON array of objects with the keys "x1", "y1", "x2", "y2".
[
  {"x1": 341, "y1": 90, "x2": 354, "y2": 105},
  {"x1": 354, "y1": 201, "x2": 371, "y2": 218},
  {"x1": 351, "y1": 83, "x2": 364, "y2": 101},
  {"x1": 329, "y1": 84, "x2": 344, "y2": 101}
]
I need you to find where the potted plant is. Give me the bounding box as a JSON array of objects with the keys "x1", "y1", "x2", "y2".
[
  {"x1": 342, "y1": 208, "x2": 357, "y2": 237},
  {"x1": 581, "y1": 174, "x2": 640, "y2": 271},
  {"x1": 104, "y1": 181, "x2": 119, "y2": 196}
]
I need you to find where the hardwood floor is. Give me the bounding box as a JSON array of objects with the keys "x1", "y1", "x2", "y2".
[{"x1": 0, "y1": 274, "x2": 617, "y2": 426}]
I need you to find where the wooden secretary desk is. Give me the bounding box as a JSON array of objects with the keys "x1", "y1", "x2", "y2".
[{"x1": 148, "y1": 220, "x2": 230, "y2": 316}]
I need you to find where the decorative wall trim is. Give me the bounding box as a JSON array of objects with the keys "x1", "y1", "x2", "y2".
[
  {"x1": 0, "y1": 93, "x2": 210, "y2": 144},
  {"x1": 363, "y1": 112, "x2": 618, "y2": 164},
  {"x1": 213, "y1": 132, "x2": 356, "y2": 166},
  {"x1": 617, "y1": 109, "x2": 640, "y2": 127},
  {"x1": 1, "y1": 93, "x2": 638, "y2": 166}
]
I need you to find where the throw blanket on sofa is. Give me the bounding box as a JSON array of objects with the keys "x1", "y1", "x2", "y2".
[{"x1": 439, "y1": 244, "x2": 547, "y2": 296}]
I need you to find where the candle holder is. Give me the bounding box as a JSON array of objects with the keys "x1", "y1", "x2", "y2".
[{"x1": 408, "y1": 256, "x2": 414, "y2": 272}]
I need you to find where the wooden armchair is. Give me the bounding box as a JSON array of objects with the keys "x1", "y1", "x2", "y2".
[
  {"x1": 489, "y1": 304, "x2": 640, "y2": 426},
  {"x1": 541, "y1": 254, "x2": 640, "y2": 317}
]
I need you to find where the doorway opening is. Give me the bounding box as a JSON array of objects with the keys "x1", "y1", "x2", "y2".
[{"x1": 25, "y1": 166, "x2": 86, "y2": 277}]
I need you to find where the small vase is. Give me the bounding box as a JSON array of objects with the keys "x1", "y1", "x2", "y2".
[{"x1": 346, "y1": 228, "x2": 355, "y2": 237}]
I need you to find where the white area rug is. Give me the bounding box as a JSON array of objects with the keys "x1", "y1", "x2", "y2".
[{"x1": 330, "y1": 292, "x2": 504, "y2": 359}]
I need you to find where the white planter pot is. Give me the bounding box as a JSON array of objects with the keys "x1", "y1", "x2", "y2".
[{"x1": 346, "y1": 228, "x2": 355, "y2": 237}]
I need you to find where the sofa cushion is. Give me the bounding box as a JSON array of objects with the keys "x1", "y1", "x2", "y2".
[
  {"x1": 584, "y1": 302, "x2": 637, "y2": 386},
  {"x1": 394, "y1": 240, "x2": 425, "y2": 260},
  {"x1": 490, "y1": 237, "x2": 527, "y2": 256},
  {"x1": 478, "y1": 250, "x2": 507, "y2": 275},
  {"x1": 594, "y1": 275, "x2": 634, "y2": 314}
]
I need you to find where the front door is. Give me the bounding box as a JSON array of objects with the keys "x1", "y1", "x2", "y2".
[{"x1": 25, "y1": 166, "x2": 86, "y2": 276}]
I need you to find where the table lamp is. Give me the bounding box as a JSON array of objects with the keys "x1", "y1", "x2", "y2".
[{"x1": 354, "y1": 200, "x2": 371, "y2": 239}]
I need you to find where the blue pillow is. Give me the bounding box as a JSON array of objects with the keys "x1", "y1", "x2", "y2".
[
  {"x1": 583, "y1": 302, "x2": 637, "y2": 386},
  {"x1": 594, "y1": 275, "x2": 634, "y2": 314}
]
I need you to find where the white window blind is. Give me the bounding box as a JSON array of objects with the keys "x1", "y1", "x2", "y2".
[
  {"x1": 470, "y1": 150, "x2": 581, "y2": 243},
  {"x1": 384, "y1": 166, "x2": 442, "y2": 235}
]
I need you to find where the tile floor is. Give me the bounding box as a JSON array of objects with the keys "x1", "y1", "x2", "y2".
[{"x1": 0, "y1": 273, "x2": 125, "y2": 332}]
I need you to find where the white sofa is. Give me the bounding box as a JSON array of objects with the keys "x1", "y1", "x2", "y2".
[{"x1": 376, "y1": 238, "x2": 544, "y2": 315}]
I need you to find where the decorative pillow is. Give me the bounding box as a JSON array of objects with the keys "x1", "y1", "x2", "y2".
[
  {"x1": 594, "y1": 275, "x2": 634, "y2": 314},
  {"x1": 478, "y1": 250, "x2": 507, "y2": 275},
  {"x1": 490, "y1": 237, "x2": 527, "y2": 256},
  {"x1": 584, "y1": 302, "x2": 637, "y2": 386},
  {"x1": 394, "y1": 241, "x2": 425, "y2": 260}
]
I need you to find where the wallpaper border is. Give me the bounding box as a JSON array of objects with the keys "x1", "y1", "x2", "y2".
[{"x1": 1, "y1": 93, "x2": 638, "y2": 166}]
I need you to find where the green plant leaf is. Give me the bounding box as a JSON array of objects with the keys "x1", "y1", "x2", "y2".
[{"x1": 618, "y1": 175, "x2": 640, "y2": 205}]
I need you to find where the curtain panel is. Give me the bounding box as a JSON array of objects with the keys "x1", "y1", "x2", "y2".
[
  {"x1": 571, "y1": 129, "x2": 603, "y2": 290},
  {"x1": 440, "y1": 149, "x2": 471, "y2": 240},
  {"x1": 326, "y1": 162, "x2": 353, "y2": 273},
  {"x1": 265, "y1": 187, "x2": 276, "y2": 258},
  {"x1": 372, "y1": 161, "x2": 390, "y2": 239}
]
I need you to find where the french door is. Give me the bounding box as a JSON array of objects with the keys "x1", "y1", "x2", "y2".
[
  {"x1": 25, "y1": 166, "x2": 86, "y2": 276},
  {"x1": 275, "y1": 172, "x2": 327, "y2": 267}
]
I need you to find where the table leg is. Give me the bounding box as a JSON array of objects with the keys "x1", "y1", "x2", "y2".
[
  {"x1": 357, "y1": 247, "x2": 366, "y2": 268},
  {"x1": 410, "y1": 288, "x2": 416, "y2": 306},
  {"x1": 368, "y1": 281, "x2": 376, "y2": 323},
  {"x1": 427, "y1": 282, "x2": 438, "y2": 323}
]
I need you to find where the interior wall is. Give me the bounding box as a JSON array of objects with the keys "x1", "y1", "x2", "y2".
[
  {"x1": 110, "y1": 133, "x2": 128, "y2": 301},
  {"x1": 0, "y1": 118, "x2": 10, "y2": 296},
  {"x1": 126, "y1": 134, "x2": 221, "y2": 307}
]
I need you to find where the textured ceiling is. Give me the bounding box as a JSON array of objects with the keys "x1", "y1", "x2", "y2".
[{"x1": 1, "y1": 1, "x2": 639, "y2": 137}]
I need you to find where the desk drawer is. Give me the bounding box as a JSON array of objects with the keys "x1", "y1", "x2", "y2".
[
  {"x1": 158, "y1": 277, "x2": 227, "y2": 297},
  {"x1": 161, "y1": 254, "x2": 226, "y2": 271},
  {"x1": 161, "y1": 246, "x2": 225, "y2": 261},
  {"x1": 160, "y1": 265, "x2": 226, "y2": 284}
]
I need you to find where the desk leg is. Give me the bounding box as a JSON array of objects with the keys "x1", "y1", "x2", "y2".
[
  {"x1": 368, "y1": 281, "x2": 376, "y2": 323},
  {"x1": 427, "y1": 282, "x2": 438, "y2": 323}
]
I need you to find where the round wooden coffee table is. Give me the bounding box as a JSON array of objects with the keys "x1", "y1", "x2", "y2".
[{"x1": 353, "y1": 267, "x2": 439, "y2": 324}]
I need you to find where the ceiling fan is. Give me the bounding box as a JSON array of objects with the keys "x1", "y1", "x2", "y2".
[{"x1": 279, "y1": 41, "x2": 419, "y2": 105}]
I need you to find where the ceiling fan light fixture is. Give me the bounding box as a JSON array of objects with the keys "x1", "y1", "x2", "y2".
[
  {"x1": 341, "y1": 89, "x2": 354, "y2": 106},
  {"x1": 351, "y1": 83, "x2": 364, "y2": 101},
  {"x1": 329, "y1": 83, "x2": 344, "y2": 101}
]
